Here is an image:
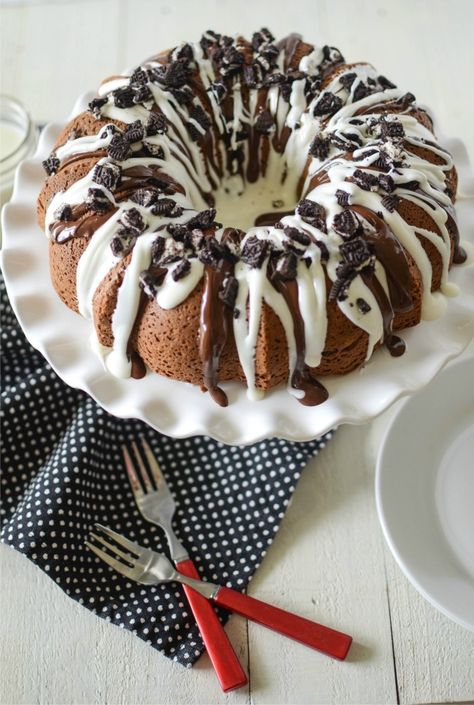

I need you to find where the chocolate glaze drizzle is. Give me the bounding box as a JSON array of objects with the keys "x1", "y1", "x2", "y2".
[
  {"x1": 50, "y1": 203, "x2": 115, "y2": 243},
  {"x1": 199, "y1": 228, "x2": 240, "y2": 406},
  {"x1": 199, "y1": 262, "x2": 233, "y2": 406}
]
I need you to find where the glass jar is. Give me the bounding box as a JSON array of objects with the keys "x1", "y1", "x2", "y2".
[{"x1": 0, "y1": 95, "x2": 38, "y2": 209}]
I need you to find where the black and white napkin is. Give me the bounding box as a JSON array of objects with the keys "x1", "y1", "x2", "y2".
[{"x1": 0, "y1": 273, "x2": 332, "y2": 667}]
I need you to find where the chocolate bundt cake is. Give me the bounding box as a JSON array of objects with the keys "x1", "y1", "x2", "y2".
[{"x1": 37, "y1": 30, "x2": 467, "y2": 407}]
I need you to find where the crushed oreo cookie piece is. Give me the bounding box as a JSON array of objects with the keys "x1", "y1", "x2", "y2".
[
  {"x1": 368, "y1": 116, "x2": 405, "y2": 142},
  {"x1": 297, "y1": 199, "x2": 327, "y2": 233},
  {"x1": 263, "y1": 71, "x2": 286, "y2": 88},
  {"x1": 86, "y1": 187, "x2": 112, "y2": 213},
  {"x1": 315, "y1": 240, "x2": 329, "y2": 263},
  {"x1": 42, "y1": 153, "x2": 60, "y2": 176},
  {"x1": 382, "y1": 120, "x2": 405, "y2": 139},
  {"x1": 88, "y1": 96, "x2": 108, "y2": 117},
  {"x1": 143, "y1": 142, "x2": 165, "y2": 159},
  {"x1": 167, "y1": 223, "x2": 188, "y2": 241},
  {"x1": 332, "y1": 209, "x2": 361, "y2": 238},
  {"x1": 378, "y1": 75, "x2": 396, "y2": 90},
  {"x1": 107, "y1": 133, "x2": 132, "y2": 161},
  {"x1": 119, "y1": 207, "x2": 145, "y2": 235},
  {"x1": 305, "y1": 74, "x2": 323, "y2": 98},
  {"x1": 130, "y1": 67, "x2": 148, "y2": 85},
  {"x1": 191, "y1": 105, "x2": 212, "y2": 132},
  {"x1": 139, "y1": 270, "x2": 165, "y2": 299},
  {"x1": 200, "y1": 30, "x2": 222, "y2": 53},
  {"x1": 161, "y1": 60, "x2": 190, "y2": 89},
  {"x1": 339, "y1": 72, "x2": 356, "y2": 91},
  {"x1": 336, "y1": 189, "x2": 350, "y2": 207},
  {"x1": 340, "y1": 237, "x2": 372, "y2": 265},
  {"x1": 275, "y1": 252, "x2": 298, "y2": 280},
  {"x1": 254, "y1": 43, "x2": 279, "y2": 73},
  {"x1": 352, "y1": 169, "x2": 380, "y2": 191},
  {"x1": 124, "y1": 120, "x2": 145, "y2": 143},
  {"x1": 150, "y1": 198, "x2": 183, "y2": 218},
  {"x1": 187, "y1": 208, "x2": 219, "y2": 230},
  {"x1": 400, "y1": 179, "x2": 419, "y2": 191},
  {"x1": 381, "y1": 194, "x2": 401, "y2": 212},
  {"x1": 54, "y1": 203, "x2": 72, "y2": 221},
  {"x1": 283, "y1": 226, "x2": 312, "y2": 253},
  {"x1": 99, "y1": 124, "x2": 119, "y2": 140},
  {"x1": 378, "y1": 173, "x2": 395, "y2": 193},
  {"x1": 170, "y1": 86, "x2": 194, "y2": 105},
  {"x1": 198, "y1": 236, "x2": 227, "y2": 267},
  {"x1": 110, "y1": 233, "x2": 136, "y2": 258},
  {"x1": 252, "y1": 28, "x2": 275, "y2": 50},
  {"x1": 353, "y1": 81, "x2": 369, "y2": 102},
  {"x1": 309, "y1": 134, "x2": 330, "y2": 160},
  {"x1": 255, "y1": 109, "x2": 274, "y2": 134},
  {"x1": 157, "y1": 238, "x2": 187, "y2": 266},
  {"x1": 171, "y1": 258, "x2": 191, "y2": 281},
  {"x1": 132, "y1": 83, "x2": 153, "y2": 104},
  {"x1": 189, "y1": 228, "x2": 206, "y2": 251},
  {"x1": 313, "y1": 92, "x2": 343, "y2": 117},
  {"x1": 220, "y1": 45, "x2": 245, "y2": 77},
  {"x1": 356, "y1": 297, "x2": 371, "y2": 313},
  {"x1": 378, "y1": 150, "x2": 399, "y2": 172},
  {"x1": 241, "y1": 235, "x2": 269, "y2": 268},
  {"x1": 329, "y1": 265, "x2": 357, "y2": 302},
  {"x1": 321, "y1": 45, "x2": 345, "y2": 66},
  {"x1": 113, "y1": 86, "x2": 135, "y2": 109},
  {"x1": 131, "y1": 187, "x2": 160, "y2": 207},
  {"x1": 92, "y1": 162, "x2": 122, "y2": 190},
  {"x1": 218, "y1": 275, "x2": 239, "y2": 309},
  {"x1": 174, "y1": 43, "x2": 194, "y2": 62},
  {"x1": 328, "y1": 131, "x2": 363, "y2": 152},
  {"x1": 146, "y1": 112, "x2": 168, "y2": 136},
  {"x1": 150, "y1": 236, "x2": 166, "y2": 264}
]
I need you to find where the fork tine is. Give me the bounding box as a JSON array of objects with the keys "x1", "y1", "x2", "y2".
[
  {"x1": 130, "y1": 440, "x2": 154, "y2": 492},
  {"x1": 90, "y1": 532, "x2": 136, "y2": 564},
  {"x1": 94, "y1": 523, "x2": 142, "y2": 557},
  {"x1": 140, "y1": 437, "x2": 167, "y2": 490},
  {"x1": 122, "y1": 445, "x2": 145, "y2": 499},
  {"x1": 85, "y1": 541, "x2": 136, "y2": 580}
]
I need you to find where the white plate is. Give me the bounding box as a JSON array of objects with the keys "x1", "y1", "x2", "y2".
[
  {"x1": 376, "y1": 355, "x2": 474, "y2": 632},
  {"x1": 1, "y1": 93, "x2": 474, "y2": 444}
]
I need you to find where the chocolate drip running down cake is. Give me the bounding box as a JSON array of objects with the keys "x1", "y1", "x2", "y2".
[{"x1": 37, "y1": 30, "x2": 467, "y2": 407}]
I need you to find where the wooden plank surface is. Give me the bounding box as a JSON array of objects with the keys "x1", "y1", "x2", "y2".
[{"x1": 1, "y1": 1, "x2": 474, "y2": 703}]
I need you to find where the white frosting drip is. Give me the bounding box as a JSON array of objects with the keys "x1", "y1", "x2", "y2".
[
  {"x1": 157, "y1": 259, "x2": 204, "y2": 309},
  {"x1": 297, "y1": 257, "x2": 327, "y2": 367},
  {"x1": 43, "y1": 35, "x2": 467, "y2": 401},
  {"x1": 105, "y1": 232, "x2": 155, "y2": 377},
  {"x1": 233, "y1": 262, "x2": 265, "y2": 401}
]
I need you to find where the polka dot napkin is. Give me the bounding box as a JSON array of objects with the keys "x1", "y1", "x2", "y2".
[{"x1": 0, "y1": 274, "x2": 332, "y2": 667}]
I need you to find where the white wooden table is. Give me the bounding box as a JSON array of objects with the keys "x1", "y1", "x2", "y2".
[{"x1": 1, "y1": 1, "x2": 474, "y2": 703}]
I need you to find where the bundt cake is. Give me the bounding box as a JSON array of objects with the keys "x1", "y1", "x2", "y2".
[{"x1": 37, "y1": 30, "x2": 467, "y2": 407}]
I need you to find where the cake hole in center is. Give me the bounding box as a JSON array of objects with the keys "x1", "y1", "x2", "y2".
[{"x1": 213, "y1": 175, "x2": 296, "y2": 231}]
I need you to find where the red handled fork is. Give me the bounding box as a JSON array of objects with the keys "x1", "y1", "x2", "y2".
[
  {"x1": 122, "y1": 439, "x2": 247, "y2": 692},
  {"x1": 86, "y1": 524, "x2": 353, "y2": 660}
]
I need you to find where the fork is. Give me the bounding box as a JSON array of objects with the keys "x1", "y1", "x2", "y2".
[
  {"x1": 122, "y1": 439, "x2": 247, "y2": 692},
  {"x1": 86, "y1": 524, "x2": 353, "y2": 661}
]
